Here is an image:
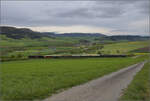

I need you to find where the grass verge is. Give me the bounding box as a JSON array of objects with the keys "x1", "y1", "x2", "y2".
[{"x1": 120, "y1": 61, "x2": 150, "y2": 101}]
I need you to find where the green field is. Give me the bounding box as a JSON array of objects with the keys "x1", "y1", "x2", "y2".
[
  {"x1": 0, "y1": 35, "x2": 77, "y2": 47},
  {"x1": 1, "y1": 40, "x2": 149, "y2": 61},
  {"x1": 102, "y1": 41, "x2": 150, "y2": 54},
  {"x1": 0, "y1": 55, "x2": 148, "y2": 100},
  {"x1": 120, "y1": 61, "x2": 150, "y2": 101}
]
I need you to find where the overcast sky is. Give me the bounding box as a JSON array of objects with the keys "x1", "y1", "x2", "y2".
[{"x1": 1, "y1": 0, "x2": 149, "y2": 36}]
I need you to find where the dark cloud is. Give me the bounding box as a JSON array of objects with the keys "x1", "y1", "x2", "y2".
[
  {"x1": 137, "y1": 0, "x2": 150, "y2": 14},
  {"x1": 1, "y1": 0, "x2": 149, "y2": 35},
  {"x1": 95, "y1": 6, "x2": 125, "y2": 18},
  {"x1": 56, "y1": 8, "x2": 92, "y2": 18},
  {"x1": 56, "y1": 4, "x2": 125, "y2": 19}
]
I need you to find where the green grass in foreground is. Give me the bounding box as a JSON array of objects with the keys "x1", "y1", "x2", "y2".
[
  {"x1": 0, "y1": 56, "x2": 148, "y2": 100},
  {"x1": 120, "y1": 61, "x2": 150, "y2": 101}
]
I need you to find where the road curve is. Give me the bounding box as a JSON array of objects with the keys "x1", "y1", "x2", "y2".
[{"x1": 43, "y1": 61, "x2": 146, "y2": 101}]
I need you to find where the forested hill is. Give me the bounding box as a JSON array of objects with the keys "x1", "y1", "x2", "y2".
[{"x1": 0, "y1": 26, "x2": 51, "y2": 39}]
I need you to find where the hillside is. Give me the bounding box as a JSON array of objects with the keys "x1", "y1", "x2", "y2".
[{"x1": 0, "y1": 26, "x2": 51, "y2": 39}]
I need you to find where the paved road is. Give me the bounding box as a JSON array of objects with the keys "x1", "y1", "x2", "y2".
[{"x1": 43, "y1": 62, "x2": 146, "y2": 101}]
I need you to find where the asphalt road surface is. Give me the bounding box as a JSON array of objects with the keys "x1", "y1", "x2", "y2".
[{"x1": 43, "y1": 61, "x2": 146, "y2": 101}]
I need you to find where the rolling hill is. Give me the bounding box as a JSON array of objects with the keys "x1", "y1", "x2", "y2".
[
  {"x1": 0, "y1": 26, "x2": 106, "y2": 39},
  {"x1": 95, "y1": 35, "x2": 150, "y2": 41},
  {"x1": 0, "y1": 26, "x2": 149, "y2": 41}
]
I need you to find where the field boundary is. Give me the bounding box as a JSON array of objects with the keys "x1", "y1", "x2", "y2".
[{"x1": 28, "y1": 54, "x2": 131, "y2": 59}]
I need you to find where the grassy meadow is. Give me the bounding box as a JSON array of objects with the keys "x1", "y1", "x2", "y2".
[
  {"x1": 120, "y1": 61, "x2": 150, "y2": 101},
  {"x1": 0, "y1": 55, "x2": 149, "y2": 100},
  {"x1": 102, "y1": 41, "x2": 150, "y2": 54}
]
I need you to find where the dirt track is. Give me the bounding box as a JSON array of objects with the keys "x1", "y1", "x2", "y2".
[{"x1": 43, "y1": 61, "x2": 146, "y2": 101}]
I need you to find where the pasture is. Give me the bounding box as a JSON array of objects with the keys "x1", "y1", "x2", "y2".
[
  {"x1": 102, "y1": 41, "x2": 150, "y2": 54},
  {"x1": 0, "y1": 55, "x2": 148, "y2": 100}
]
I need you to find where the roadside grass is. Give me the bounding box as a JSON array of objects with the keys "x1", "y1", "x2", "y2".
[
  {"x1": 0, "y1": 55, "x2": 148, "y2": 101},
  {"x1": 120, "y1": 61, "x2": 150, "y2": 101}
]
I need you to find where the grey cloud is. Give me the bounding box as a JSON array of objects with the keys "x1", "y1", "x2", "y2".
[
  {"x1": 138, "y1": 0, "x2": 150, "y2": 14},
  {"x1": 95, "y1": 6, "x2": 126, "y2": 18},
  {"x1": 1, "y1": 0, "x2": 149, "y2": 35},
  {"x1": 56, "y1": 5, "x2": 125, "y2": 19},
  {"x1": 56, "y1": 8, "x2": 92, "y2": 18},
  {"x1": 54, "y1": 0, "x2": 148, "y2": 19}
]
